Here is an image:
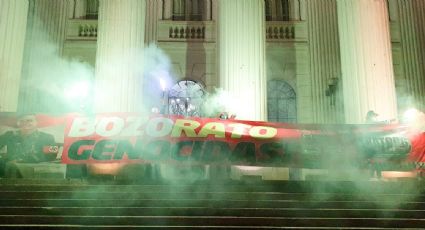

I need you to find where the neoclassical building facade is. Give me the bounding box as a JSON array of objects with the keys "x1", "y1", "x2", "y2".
[{"x1": 1, "y1": 0, "x2": 425, "y2": 124}]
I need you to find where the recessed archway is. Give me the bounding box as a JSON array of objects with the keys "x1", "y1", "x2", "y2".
[{"x1": 267, "y1": 79, "x2": 297, "y2": 123}]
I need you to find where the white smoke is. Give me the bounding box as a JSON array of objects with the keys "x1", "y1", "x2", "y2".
[{"x1": 202, "y1": 88, "x2": 239, "y2": 118}]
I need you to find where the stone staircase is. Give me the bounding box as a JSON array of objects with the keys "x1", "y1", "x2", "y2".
[{"x1": 0, "y1": 178, "x2": 424, "y2": 229}]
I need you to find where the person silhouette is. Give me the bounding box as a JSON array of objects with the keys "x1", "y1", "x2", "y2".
[
  {"x1": 364, "y1": 110, "x2": 383, "y2": 180},
  {"x1": 0, "y1": 114, "x2": 56, "y2": 177},
  {"x1": 366, "y1": 110, "x2": 379, "y2": 124}
]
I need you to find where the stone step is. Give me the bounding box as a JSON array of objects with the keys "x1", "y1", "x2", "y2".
[
  {"x1": 0, "y1": 207, "x2": 424, "y2": 218},
  {"x1": 0, "y1": 190, "x2": 423, "y2": 203},
  {"x1": 0, "y1": 198, "x2": 423, "y2": 210},
  {"x1": 0, "y1": 215, "x2": 423, "y2": 228},
  {"x1": 0, "y1": 179, "x2": 424, "y2": 229}
]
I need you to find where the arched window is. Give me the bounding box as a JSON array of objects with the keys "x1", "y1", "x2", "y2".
[
  {"x1": 173, "y1": 0, "x2": 205, "y2": 21},
  {"x1": 267, "y1": 80, "x2": 297, "y2": 123},
  {"x1": 265, "y1": 0, "x2": 290, "y2": 21},
  {"x1": 167, "y1": 80, "x2": 205, "y2": 117}
]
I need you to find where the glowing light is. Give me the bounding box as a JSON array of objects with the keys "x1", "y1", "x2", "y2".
[
  {"x1": 65, "y1": 81, "x2": 90, "y2": 99},
  {"x1": 403, "y1": 108, "x2": 419, "y2": 123},
  {"x1": 88, "y1": 163, "x2": 126, "y2": 175},
  {"x1": 159, "y1": 78, "x2": 166, "y2": 91},
  {"x1": 235, "y1": 166, "x2": 262, "y2": 171},
  {"x1": 382, "y1": 171, "x2": 416, "y2": 179}
]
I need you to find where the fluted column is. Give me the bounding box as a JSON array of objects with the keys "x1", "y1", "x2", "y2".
[
  {"x1": 217, "y1": 0, "x2": 266, "y2": 121},
  {"x1": 307, "y1": 0, "x2": 343, "y2": 123},
  {"x1": 18, "y1": 0, "x2": 70, "y2": 113},
  {"x1": 30, "y1": 0, "x2": 68, "y2": 54},
  {"x1": 145, "y1": 0, "x2": 159, "y2": 44},
  {"x1": 95, "y1": 0, "x2": 145, "y2": 112},
  {"x1": 396, "y1": 0, "x2": 425, "y2": 111},
  {"x1": 0, "y1": 0, "x2": 28, "y2": 112},
  {"x1": 337, "y1": 0, "x2": 397, "y2": 123}
]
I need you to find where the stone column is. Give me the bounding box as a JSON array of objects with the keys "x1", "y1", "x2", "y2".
[
  {"x1": 0, "y1": 0, "x2": 28, "y2": 112},
  {"x1": 217, "y1": 0, "x2": 266, "y2": 121},
  {"x1": 18, "y1": 0, "x2": 70, "y2": 113},
  {"x1": 307, "y1": 0, "x2": 343, "y2": 123},
  {"x1": 29, "y1": 0, "x2": 69, "y2": 54},
  {"x1": 145, "y1": 0, "x2": 160, "y2": 44},
  {"x1": 396, "y1": 0, "x2": 425, "y2": 111},
  {"x1": 337, "y1": 0, "x2": 397, "y2": 123},
  {"x1": 95, "y1": 0, "x2": 145, "y2": 112}
]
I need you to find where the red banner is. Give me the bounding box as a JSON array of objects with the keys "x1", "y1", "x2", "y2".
[
  {"x1": 2, "y1": 113, "x2": 425, "y2": 171},
  {"x1": 60, "y1": 113, "x2": 424, "y2": 171}
]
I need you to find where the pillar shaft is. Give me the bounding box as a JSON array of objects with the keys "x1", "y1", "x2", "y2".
[
  {"x1": 307, "y1": 0, "x2": 343, "y2": 123},
  {"x1": 397, "y1": 0, "x2": 425, "y2": 111},
  {"x1": 95, "y1": 0, "x2": 145, "y2": 112},
  {"x1": 0, "y1": 0, "x2": 28, "y2": 112},
  {"x1": 145, "y1": 0, "x2": 159, "y2": 44},
  {"x1": 217, "y1": 0, "x2": 266, "y2": 121},
  {"x1": 18, "y1": 0, "x2": 70, "y2": 113},
  {"x1": 337, "y1": 0, "x2": 397, "y2": 123}
]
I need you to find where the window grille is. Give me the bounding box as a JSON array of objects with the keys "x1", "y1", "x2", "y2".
[
  {"x1": 167, "y1": 80, "x2": 205, "y2": 117},
  {"x1": 267, "y1": 79, "x2": 297, "y2": 123}
]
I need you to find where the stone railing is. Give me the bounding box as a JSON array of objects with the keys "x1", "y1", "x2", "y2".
[
  {"x1": 158, "y1": 20, "x2": 307, "y2": 42},
  {"x1": 267, "y1": 23, "x2": 294, "y2": 39},
  {"x1": 78, "y1": 24, "x2": 98, "y2": 37},
  {"x1": 157, "y1": 20, "x2": 215, "y2": 42},
  {"x1": 66, "y1": 19, "x2": 98, "y2": 40},
  {"x1": 265, "y1": 21, "x2": 307, "y2": 42},
  {"x1": 169, "y1": 26, "x2": 205, "y2": 39},
  {"x1": 66, "y1": 19, "x2": 307, "y2": 43}
]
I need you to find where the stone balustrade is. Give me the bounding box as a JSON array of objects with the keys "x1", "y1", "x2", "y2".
[
  {"x1": 65, "y1": 19, "x2": 307, "y2": 42},
  {"x1": 78, "y1": 23, "x2": 97, "y2": 37},
  {"x1": 266, "y1": 23, "x2": 295, "y2": 39},
  {"x1": 157, "y1": 20, "x2": 215, "y2": 42},
  {"x1": 65, "y1": 19, "x2": 98, "y2": 40},
  {"x1": 266, "y1": 21, "x2": 307, "y2": 42}
]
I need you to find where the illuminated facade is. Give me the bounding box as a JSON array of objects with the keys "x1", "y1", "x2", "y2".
[{"x1": 1, "y1": 0, "x2": 425, "y2": 124}]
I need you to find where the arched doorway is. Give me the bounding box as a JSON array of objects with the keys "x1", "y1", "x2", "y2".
[
  {"x1": 167, "y1": 79, "x2": 205, "y2": 117},
  {"x1": 267, "y1": 79, "x2": 297, "y2": 123}
]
